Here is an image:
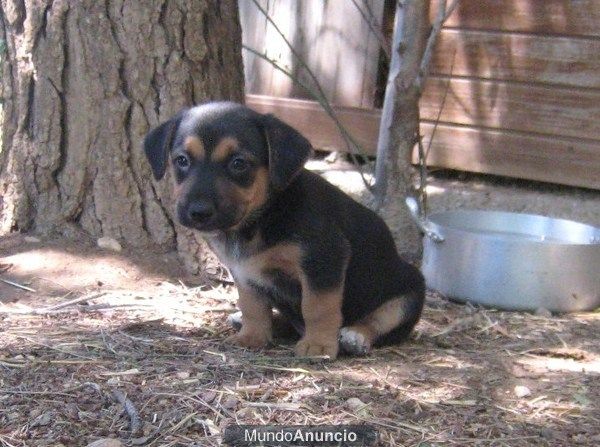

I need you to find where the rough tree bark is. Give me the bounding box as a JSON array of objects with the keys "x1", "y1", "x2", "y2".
[
  {"x1": 0, "y1": 0, "x2": 244, "y2": 273},
  {"x1": 374, "y1": 0, "x2": 430, "y2": 255}
]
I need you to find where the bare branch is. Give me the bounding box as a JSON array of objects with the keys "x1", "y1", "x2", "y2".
[
  {"x1": 416, "y1": 131, "x2": 428, "y2": 214},
  {"x1": 243, "y1": 45, "x2": 374, "y2": 191},
  {"x1": 248, "y1": 0, "x2": 376, "y2": 166},
  {"x1": 424, "y1": 47, "x2": 457, "y2": 161},
  {"x1": 416, "y1": 46, "x2": 457, "y2": 218},
  {"x1": 415, "y1": 0, "x2": 459, "y2": 93},
  {"x1": 443, "y1": 0, "x2": 460, "y2": 21},
  {"x1": 249, "y1": 0, "x2": 330, "y2": 106},
  {"x1": 242, "y1": 46, "x2": 359, "y2": 154},
  {"x1": 350, "y1": 0, "x2": 390, "y2": 60}
]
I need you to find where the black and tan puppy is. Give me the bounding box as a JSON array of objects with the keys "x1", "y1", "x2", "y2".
[{"x1": 144, "y1": 102, "x2": 425, "y2": 359}]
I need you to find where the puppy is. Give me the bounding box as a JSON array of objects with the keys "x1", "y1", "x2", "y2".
[{"x1": 144, "y1": 102, "x2": 425, "y2": 359}]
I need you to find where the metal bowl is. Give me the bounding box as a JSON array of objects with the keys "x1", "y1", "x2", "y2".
[{"x1": 407, "y1": 198, "x2": 600, "y2": 312}]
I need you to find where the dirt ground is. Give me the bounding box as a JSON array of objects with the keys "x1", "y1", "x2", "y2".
[{"x1": 1, "y1": 233, "x2": 599, "y2": 447}]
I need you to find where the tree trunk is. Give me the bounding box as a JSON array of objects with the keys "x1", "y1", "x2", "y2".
[
  {"x1": 0, "y1": 0, "x2": 244, "y2": 273},
  {"x1": 376, "y1": 0, "x2": 430, "y2": 255}
]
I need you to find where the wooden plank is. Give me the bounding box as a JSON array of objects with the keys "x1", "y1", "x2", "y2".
[
  {"x1": 433, "y1": 0, "x2": 600, "y2": 37},
  {"x1": 419, "y1": 122, "x2": 600, "y2": 190},
  {"x1": 431, "y1": 29, "x2": 600, "y2": 88},
  {"x1": 239, "y1": 0, "x2": 384, "y2": 108},
  {"x1": 246, "y1": 94, "x2": 380, "y2": 155},
  {"x1": 420, "y1": 77, "x2": 600, "y2": 140},
  {"x1": 246, "y1": 95, "x2": 600, "y2": 190}
]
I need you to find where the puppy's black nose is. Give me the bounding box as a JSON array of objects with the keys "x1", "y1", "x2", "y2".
[{"x1": 188, "y1": 202, "x2": 215, "y2": 223}]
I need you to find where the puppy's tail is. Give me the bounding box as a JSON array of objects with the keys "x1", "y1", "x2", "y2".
[{"x1": 374, "y1": 272, "x2": 426, "y2": 347}]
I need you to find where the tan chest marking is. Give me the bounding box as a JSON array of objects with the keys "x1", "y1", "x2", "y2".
[{"x1": 229, "y1": 243, "x2": 302, "y2": 287}]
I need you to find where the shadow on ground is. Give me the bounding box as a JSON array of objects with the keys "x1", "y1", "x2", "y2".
[{"x1": 0, "y1": 233, "x2": 192, "y2": 305}]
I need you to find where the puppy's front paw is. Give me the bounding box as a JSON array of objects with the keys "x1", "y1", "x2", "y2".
[
  {"x1": 226, "y1": 330, "x2": 270, "y2": 349},
  {"x1": 295, "y1": 336, "x2": 339, "y2": 359}
]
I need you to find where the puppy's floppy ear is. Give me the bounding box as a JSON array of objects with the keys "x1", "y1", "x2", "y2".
[
  {"x1": 261, "y1": 114, "x2": 313, "y2": 190},
  {"x1": 143, "y1": 113, "x2": 184, "y2": 180}
]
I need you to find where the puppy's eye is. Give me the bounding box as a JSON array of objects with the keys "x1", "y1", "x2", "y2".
[
  {"x1": 174, "y1": 155, "x2": 190, "y2": 170},
  {"x1": 228, "y1": 156, "x2": 249, "y2": 174}
]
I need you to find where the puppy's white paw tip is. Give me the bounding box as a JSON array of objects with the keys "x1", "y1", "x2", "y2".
[
  {"x1": 339, "y1": 327, "x2": 371, "y2": 356},
  {"x1": 226, "y1": 311, "x2": 243, "y2": 330}
]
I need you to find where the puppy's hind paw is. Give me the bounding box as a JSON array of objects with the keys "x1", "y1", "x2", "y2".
[
  {"x1": 339, "y1": 327, "x2": 371, "y2": 356},
  {"x1": 226, "y1": 311, "x2": 243, "y2": 331}
]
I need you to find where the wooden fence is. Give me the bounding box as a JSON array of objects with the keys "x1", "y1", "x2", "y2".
[{"x1": 241, "y1": 0, "x2": 600, "y2": 190}]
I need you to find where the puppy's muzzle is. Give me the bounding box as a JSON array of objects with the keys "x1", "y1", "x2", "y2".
[{"x1": 187, "y1": 201, "x2": 216, "y2": 225}]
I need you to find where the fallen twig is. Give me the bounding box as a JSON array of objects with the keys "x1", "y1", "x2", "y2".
[
  {"x1": 40, "y1": 292, "x2": 107, "y2": 312},
  {"x1": 0, "y1": 360, "x2": 26, "y2": 368},
  {"x1": 243, "y1": 402, "x2": 304, "y2": 412},
  {"x1": 1, "y1": 389, "x2": 78, "y2": 398},
  {"x1": 0, "y1": 278, "x2": 36, "y2": 292},
  {"x1": 342, "y1": 410, "x2": 428, "y2": 435},
  {"x1": 146, "y1": 413, "x2": 198, "y2": 447},
  {"x1": 1, "y1": 358, "x2": 107, "y2": 365},
  {"x1": 111, "y1": 389, "x2": 142, "y2": 436}
]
